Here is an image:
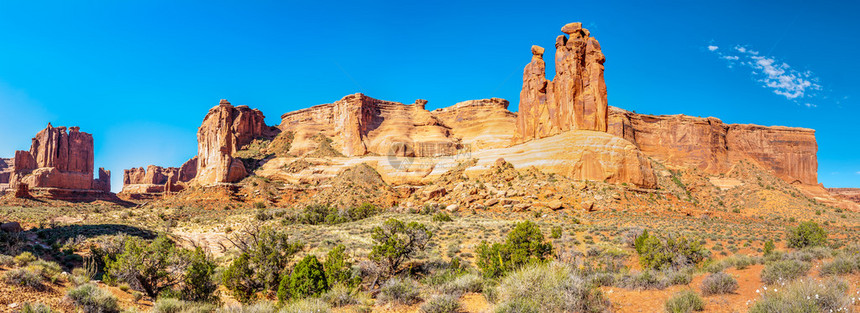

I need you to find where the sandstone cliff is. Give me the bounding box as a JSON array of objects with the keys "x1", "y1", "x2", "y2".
[
  {"x1": 0, "y1": 158, "x2": 12, "y2": 195},
  {"x1": 279, "y1": 93, "x2": 458, "y2": 157},
  {"x1": 515, "y1": 22, "x2": 608, "y2": 143},
  {"x1": 195, "y1": 100, "x2": 268, "y2": 185},
  {"x1": 7, "y1": 124, "x2": 111, "y2": 199},
  {"x1": 432, "y1": 98, "x2": 516, "y2": 150},
  {"x1": 608, "y1": 107, "x2": 818, "y2": 186}
]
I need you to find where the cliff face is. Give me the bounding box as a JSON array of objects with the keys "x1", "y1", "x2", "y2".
[
  {"x1": 515, "y1": 22, "x2": 608, "y2": 143},
  {"x1": 432, "y1": 98, "x2": 516, "y2": 150},
  {"x1": 195, "y1": 100, "x2": 267, "y2": 185},
  {"x1": 0, "y1": 158, "x2": 12, "y2": 195},
  {"x1": 8, "y1": 124, "x2": 111, "y2": 198},
  {"x1": 279, "y1": 93, "x2": 458, "y2": 157},
  {"x1": 608, "y1": 107, "x2": 818, "y2": 185}
]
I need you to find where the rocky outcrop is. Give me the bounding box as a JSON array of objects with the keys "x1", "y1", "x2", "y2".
[
  {"x1": 7, "y1": 124, "x2": 111, "y2": 199},
  {"x1": 195, "y1": 100, "x2": 268, "y2": 185},
  {"x1": 0, "y1": 158, "x2": 12, "y2": 195},
  {"x1": 515, "y1": 22, "x2": 608, "y2": 143},
  {"x1": 607, "y1": 107, "x2": 818, "y2": 186},
  {"x1": 432, "y1": 98, "x2": 516, "y2": 150},
  {"x1": 828, "y1": 188, "x2": 860, "y2": 205},
  {"x1": 119, "y1": 165, "x2": 190, "y2": 197},
  {"x1": 279, "y1": 93, "x2": 458, "y2": 157}
]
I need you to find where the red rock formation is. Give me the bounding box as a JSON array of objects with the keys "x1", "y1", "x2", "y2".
[
  {"x1": 516, "y1": 23, "x2": 608, "y2": 143},
  {"x1": 279, "y1": 93, "x2": 457, "y2": 157},
  {"x1": 0, "y1": 158, "x2": 12, "y2": 195},
  {"x1": 178, "y1": 156, "x2": 198, "y2": 182},
  {"x1": 8, "y1": 124, "x2": 110, "y2": 199},
  {"x1": 608, "y1": 107, "x2": 818, "y2": 185},
  {"x1": 432, "y1": 98, "x2": 516, "y2": 150},
  {"x1": 195, "y1": 100, "x2": 267, "y2": 185},
  {"x1": 828, "y1": 188, "x2": 860, "y2": 205}
]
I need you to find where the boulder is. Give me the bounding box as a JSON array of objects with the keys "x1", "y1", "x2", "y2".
[
  {"x1": 581, "y1": 200, "x2": 595, "y2": 211},
  {"x1": 0, "y1": 222, "x2": 22, "y2": 233},
  {"x1": 445, "y1": 204, "x2": 459, "y2": 212},
  {"x1": 547, "y1": 200, "x2": 564, "y2": 210}
]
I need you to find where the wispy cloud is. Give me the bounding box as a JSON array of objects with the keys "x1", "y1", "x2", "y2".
[{"x1": 706, "y1": 44, "x2": 822, "y2": 106}]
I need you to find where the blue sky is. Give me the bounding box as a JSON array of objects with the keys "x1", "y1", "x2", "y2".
[{"x1": 1, "y1": 0, "x2": 857, "y2": 191}]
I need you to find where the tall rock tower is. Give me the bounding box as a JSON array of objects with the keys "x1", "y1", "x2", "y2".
[{"x1": 515, "y1": 22, "x2": 608, "y2": 143}]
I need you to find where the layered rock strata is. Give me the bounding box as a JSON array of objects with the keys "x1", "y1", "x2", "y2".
[
  {"x1": 608, "y1": 107, "x2": 818, "y2": 185},
  {"x1": 7, "y1": 124, "x2": 111, "y2": 199},
  {"x1": 195, "y1": 100, "x2": 268, "y2": 184}
]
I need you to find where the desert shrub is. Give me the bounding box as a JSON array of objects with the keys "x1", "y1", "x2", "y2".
[
  {"x1": 279, "y1": 298, "x2": 331, "y2": 313},
  {"x1": 214, "y1": 302, "x2": 278, "y2": 313},
  {"x1": 105, "y1": 235, "x2": 191, "y2": 298},
  {"x1": 634, "y1": 230, "x2": 708, "y2": 270},
  {"x1": 181, "y1": 247, "x2": 218, "y2": 303},
  {"x1": 700, "y1": 272, "x2": 738, "y2": 296},
  {"x1": 323, "y1": 245, "x2": 358, "y2": 287},
  {"x1": 15, "y1": 251, "x2": 37, "y2": 266},
  {"x1": 369, "y1": 219, "x2": 432, "y2": 276},
  {"x1": 295, "y1": 203, "x2": 380, "y2": 225},
  {"x1": 664, "y1": 290, "x2": 704, "y2": 313},
  {"x1": 224, "y1": 226, "x2": 303, "y2": 298},
  {"x1": 20, "y1": 302, "x2": 52, "y2": 313},
  {"x1": 749, "y1": 278, "x2": 852, "y2": 313},
  {"x1": 619, "y1": 270, "x2": 668, "y2": 290},
  {"x1": 786, "y1": 221, "x2": 827, "y2": 249},
  {"x1": 438, "y1": 273, "x2": 483, "y2": 295},
  {"x1": 151, "y1": 298, "x2": 216, "y2": 313},
  {"x1": 763, "y1": 240, "x2": 775, "y2": 255},
  {"x1": 420, "y1": 294, "x2": 461, "y2": 313},
  {"x1": 2, "y1": 268, "x2": 43, "y2": 289},
  {"x1": 760, "y1": 259, "x2": 810, "y2": 284},
  {"x1": 550, "y1": 226, "x2": 562, "y2": 239},
  {"x1": 321, "y1": 283, "x2": 367, "y2": 307},
  {"x1": 65, "y1": 283, "x2": 119, "y2": 313},
  {"x1": 493, "y1": 262, "x2": 609, "y2": 313},
  {"x1": 377, "y1": 277, "x2": 421, "y2": 305},
  {"x1": 476, "y1": 221, "x2": 553, "y2": 278},
  {"x1": 819, "y1": 254, "x2": 859, "y2": 276},
  {"x1": 0, "y1": 254, "x2": 14, "y2": 267},
  {"x1": 27, "y1": 260, "x2": 62, "y2": 282},
  {"x1": 222, "y1": 253, "x2": 256, "y2": 304},
  {"x1": 278, "y1": 255, "x2": 329, "y2": 302},
  {"x1": 432, "y1": 212, "x2": 453, "y2": 223}
]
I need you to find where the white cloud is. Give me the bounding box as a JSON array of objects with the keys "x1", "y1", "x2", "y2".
[
  {"x1": 856, "y1": 171, "x2": 860, "y2": 175},
  {"x1": 708, "y1": 45, "x2": 719, "y2": 51},
  {"x1": 706, "y1": 43, "x2": 821, "y2": 106}
]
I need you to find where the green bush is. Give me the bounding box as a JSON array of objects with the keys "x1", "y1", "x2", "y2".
[
  {"x1": 26, "y1": 260, "x2": 62, "y2": 282},
  {"x1": 66, "y1": 283, "x2": 119, "y2": 313},
  {"x1": 634, "y1": 231, "x2": 708, "y2": 270},
  {"x1": 105, "y1": 235, "x2": 191, "y2": 298},
  {"x1": 700, "y1": 272, "x2": 737, "y2": 296},
  {"x1": 14, "y1": 251, "x2": 37, "y2": 267},
  {"x1": 20, "y1": 302, "x2": 52, "y2": 313},
  {"x1": 214, "y1": 302, "x2": 277, "y2": 313},
  {"x1": 321, "y1": 283, "x2": 368, "y2": 307},
  {"x1": 323, "y1": 245, "x2": 358, "y2": 287},
  {"x1": 278, "y1": 255, "x2": 329, "y2": 301},
  {"x1": 420, "y1": 294, "x2": 461, "y2": 313},
  {"x1": 749, "y1": 278, "x2": 851, "y2": 313},
  {"x1": 476, "y1": 221, "x2": 553, "y2": 278},
  {"x1": 664, "y1": 290, "x2": 704, "y2": 313},
  {"x1": 432, "y1": 212, "x2": 453, "y2": 223},
  {"x1": 550, "y1": 226, "x2": 562, "y2": 239},
  {"x1": 2, "y1": 268, "x2": 43, "y2": 289},
  {"x1": 0, "y1": 254, "x2": 15, "y2": 267},
  {"x1": 377, "y1": 277, "x2": 422, "y2": 305},
  {"x1": 369, "y1": 219, "x2": 432, "y2": 276},
  {"x1": 222, "y1": 253, "x2": 257, "y2": 304},
  {"x1": 763, "y1": 240, "x2": 775, "y2": 255},
  {"x1": 786, "y1": 221, "x2": 827, "y2": 249},
  {"x1": 181, "y1": 247, "x2": 218, "y2": 303},
  {"x1": 223, "y1": 226, "x2": 304, "y2": 302},
  {"x1": 493, "y1": 262, "x2": 609, "y2": 313},
  {"x1": 760, "y1": 259, "x2": 810, "y2": 284}
]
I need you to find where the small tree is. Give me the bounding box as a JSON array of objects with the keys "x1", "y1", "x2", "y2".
[
  {"x1": 369, "y1": 218, "x2": 432, "y2": 276},
  {"x1": 763, "y1": 240, "x2": 775, "y2": 255},
  {"x1": 105, "y1": 236, "x2": 191, "y2": 298},
  {"x1": 226, "y1": 225, "x2": 304, "y2": 291},
  {"x1": 633, "y1": 230, "x2": 708, "y2": 270},
  {"x1": 787, "y1": 221, "x2": 827, "y2": 249},
  {"x1": 222, "y1": 253, "x2": 256, "y2": 304},
  {"x1": 181, "y1": 247, "x2": 218, "y2": 303},
  {"x1": 476, "y1": 220, "x2": 553, "y2": 278},
  {"x1": 324, "y1": 244, "x2": 358, "y2": 287},
  {"x1": 278, "y1": 255, "x2": 329, "y2": 302}
]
